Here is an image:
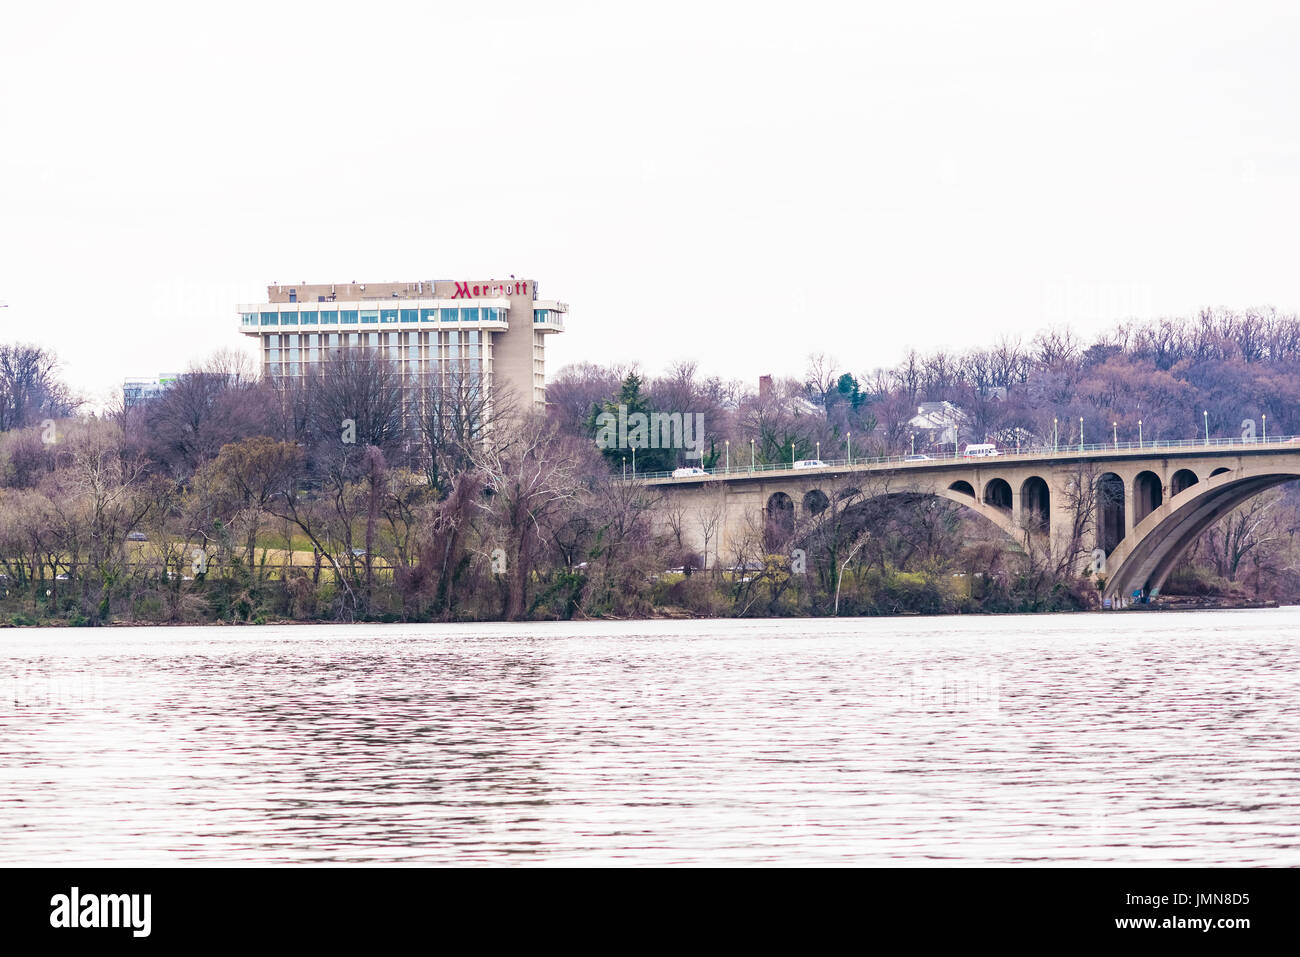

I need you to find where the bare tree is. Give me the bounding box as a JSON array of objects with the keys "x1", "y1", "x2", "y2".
[
  {"x1": 473, "y1": 414, "x2": 582, "y2": 620},
  {"x1": 0, "y1": 343, "x2": 79, "y2": 431}
]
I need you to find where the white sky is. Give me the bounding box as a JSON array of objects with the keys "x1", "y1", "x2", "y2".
[{"x1": 3, "y1": 1, "x2": 1299, "y2": 407}]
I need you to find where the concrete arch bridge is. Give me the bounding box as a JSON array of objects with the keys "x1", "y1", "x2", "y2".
[{"x1": 640, "y1": 441, "x2": 1300, "y2": 607}]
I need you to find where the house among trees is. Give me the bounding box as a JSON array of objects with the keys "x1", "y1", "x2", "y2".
[{"x1": 908, "y1": 400, "x2": 967, "y2": 448}]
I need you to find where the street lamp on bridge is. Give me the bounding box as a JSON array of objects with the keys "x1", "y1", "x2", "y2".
[
  {"x1": 724, "y1": 439, "x2": 729, "y2": 472},
  {"x1": 1079, "y1": 417, "x2": 1084, "y2": 453},
  {"x1": 1113, "y1": 421, "x2": 1118, "y2": 449},
  {"x1": 1138, "y1": 419, "x2": 1143, "y2": 449},
  {"x1": 847, "y1": 432, "x2": 852, "y2": 465},
  {"x1": 1203, "y1": 410, "x2": 1210, "y2": 446},
  {"x1": 1053, "y1": 417, "x2": 1058, "y2": 453}
]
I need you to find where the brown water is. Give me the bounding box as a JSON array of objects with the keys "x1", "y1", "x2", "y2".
[{"x1": 2, "y1": 610, "x2": 1298, "y2": 865}]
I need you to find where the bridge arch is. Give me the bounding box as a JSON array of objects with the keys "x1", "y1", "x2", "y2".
[
  {"x1": 765, "y1": 492, "x2": 794, "y2": 549},
  {"x1": 1170, "y1": 468, "x2": 1198, "y2": 496},
  {"x1": 1097, "y1": 472, "x2": 1125, "y2": 555},
  {"x1": 1020, "y1": 476, "x2": 1050, "y2": 534},
  {"x1": 983, "y1": 478, "x2": 1012, "y2": 511},
  {"x1": 1133, "y1": 470, "x2": 1163, "y2": 524},
  {"x1": 1210, "y1": 467, "x2": 1231, "y2": 477},
  {"x1": 803, "y1": 489, "x2": 830, "y2": 516},
  {"x1": 949, "y1": 480, "x2": 974, "y2": 497},
  {"x1": 1102, "y1": 468, "x2": 1300, "y2": 603}
]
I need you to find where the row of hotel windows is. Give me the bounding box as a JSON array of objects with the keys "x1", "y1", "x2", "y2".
[
  {"x1": 263, "y1": 330, "x2": 484, "y2": 366},
  {"x1": 263, "y1": 330, "x2": 482, "y2": 347},
  {"x1": 243, "y1": 307, "x2": 507, "y2": 327}
]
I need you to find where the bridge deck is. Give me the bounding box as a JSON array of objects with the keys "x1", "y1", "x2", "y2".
[{"x1": 637, "y1": 436, "x2": 1300, "y2": 485}]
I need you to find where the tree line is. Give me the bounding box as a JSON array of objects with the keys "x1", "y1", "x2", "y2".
[{"x1": 0, "y1": 306, "x2": 1298, "y2": 626}]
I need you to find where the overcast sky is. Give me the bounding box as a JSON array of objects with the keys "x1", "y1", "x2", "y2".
[{"x1": 3, "y1": 1, "x2": 1299, "y2": 407}]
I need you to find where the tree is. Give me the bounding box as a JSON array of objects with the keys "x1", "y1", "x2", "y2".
[
  {"x1": 136, "y1": 351, "x2": 272, "y2": 477},
  {"x1": 195, "y1": 436, "x2": 305, "y2": 574},
  {"x1": 416, "y1": 366, "x2": 516, "y2": 497},
  {"x1": 474, "y1": 414, "x2": 582, "y2": 620},
  {"x1": 0, "y1": 343, "x2": 78, "y2": 431}
]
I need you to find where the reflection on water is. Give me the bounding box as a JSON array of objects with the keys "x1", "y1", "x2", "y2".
[{"x1": 2, "y1": 610, "x2": 1299, "y2": 865}]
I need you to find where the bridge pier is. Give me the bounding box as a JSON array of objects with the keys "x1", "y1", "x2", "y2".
[{"x1": 1123, "y1": 481, "x2": 1136, "y2": 539}]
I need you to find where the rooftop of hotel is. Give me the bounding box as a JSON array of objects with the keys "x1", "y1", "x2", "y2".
[{"x1": 265, "y1": 279, "x2": 537, "y2": 303}]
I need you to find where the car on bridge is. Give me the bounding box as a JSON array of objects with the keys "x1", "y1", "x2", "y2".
[
  {"x1": 904, "y1": 454, "x2": 932, "y2": 462},
  {"x1": 963, "y1": 443, "x2": 1000, "y2": 458},
  {"x1": 793, "y1": 459, "x2": 828, "y2": 469},
  {"x1": 671, "y1": 466, "x2": 708, "y2": 478}
]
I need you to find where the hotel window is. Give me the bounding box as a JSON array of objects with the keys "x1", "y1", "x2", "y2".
[
  {"x1": 420, "y1": 308, "x2": 437, "y2": 322},
  {"x1": 535, "y1": 309, "x2": 548, "y2": 323},
  {"x1": 440, "y1": 308, "x2": 458, "y2": 322},
  {"x1": 300, "y1": 310, "x2": 318, "y2": 325},
  {"x1": 341, "y1": 310, "x2": 359, "y2": 324},
  {"x1": 260, "y1": 312, "x2": 279, "y2": 326},
  {"x1": 280, "y1": 311, "x2": 298, "y2": 325},
  {"x1": 360, "y1": 310, "x2": 379, "y2": 324},
  {"x1": 461, "y1": 307, "x2": 479, "y2": 322},
  {"x1": 381, "y1": 309, "x2": 398, "y2": 324},
  {"x1": 320, "y1": 310, "x2": 338, "y2": 325},
  {"x1": 241, "y1": 313, "x2": 257, "y2": 326},
  {"x1": 401, "y1": 309, "x2": 419, "y2": 323}
]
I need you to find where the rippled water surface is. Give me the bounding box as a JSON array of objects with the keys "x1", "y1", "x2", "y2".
[{"x1": 2, "y1": 610, "x2": 1299, "y2": 865}]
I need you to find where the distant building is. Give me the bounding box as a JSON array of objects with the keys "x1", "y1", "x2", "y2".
[
  {"x1": 908, "y1": 400, "x2": 967, "y2": 447},
  {"x1": 237, "y1": 278, "x2": 566, "y2": 409},
  {"x1": 123, "y1": 374, "x2": 179, "y2": 408}
]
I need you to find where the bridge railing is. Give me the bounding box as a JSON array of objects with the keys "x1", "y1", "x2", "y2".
[{"x1": 628, "y1": 433, "x2": 1300, "y2": 481}]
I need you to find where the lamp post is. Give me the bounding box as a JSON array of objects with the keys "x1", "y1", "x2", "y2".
[
  {"x1": 910, "y1": 433, "x2": 915, "y2": 456},
  {"x1": 632, "y1": 445, "x2": 636, "y2": 475},
  {"x1": 622, "y1": 456, "x2": 626, "y2": 480},
  {"x1": 1262, "y1": 413, "x2": 1267, "y2": 442},
  {"x1": 725, "y1": 439, "x2": 729, "y2": 472},
  {"x1": 1053, "y1": 417, "x2": 1058, "y2": 453},
  {"x1": 1113, "y1": 421, "x2": 1118, "y2": 449},
  {"x1": 791, "y1": 441, "x2": 795, "y2": 468},
  {"x1": 847, "y1": 433, "x2": 852, "y2": 465},
  {"x1": 1079, "y1": 417, "x2": 1084, "y2": 453},
  {"x1": 1203, "y1": 410, "x2": 1210, "y2": 446},
  {"x1": 1138, "y1": 419, "x2": 1143, "y2": 449},
  {"x1": 834, "y1": 536, "x2": 868, "y2": 616},
  {"x1": 816, "y1": 440, "x2": 820, "y2": 462},
  {"x1": 750, "y1": 438, "x2": 755, "y2": 472}
]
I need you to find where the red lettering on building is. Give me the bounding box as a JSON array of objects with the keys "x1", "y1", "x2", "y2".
[{"x1": 451, "y1": 280, "x2": 527, "y2": 298}]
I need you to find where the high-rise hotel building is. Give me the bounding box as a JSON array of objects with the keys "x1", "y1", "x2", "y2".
[{"x1": 238, "y1": 278, "x2": 565, "y2": 407}]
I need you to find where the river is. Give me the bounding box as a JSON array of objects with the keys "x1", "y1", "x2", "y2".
[{"x1": 2, "y1": 610, "x2": 1298, "y2": 865}]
